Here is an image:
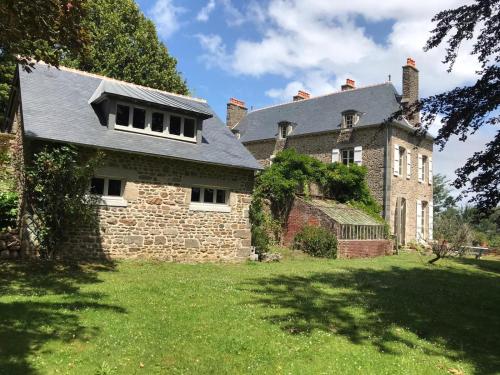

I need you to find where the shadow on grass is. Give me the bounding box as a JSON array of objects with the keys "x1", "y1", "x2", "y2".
[
  {"x1": 245, "y1": 259, "x2": 500, "y2": 374},
  {"x1": 0, "y1": 260, "x2": 125, "y2": 374}
]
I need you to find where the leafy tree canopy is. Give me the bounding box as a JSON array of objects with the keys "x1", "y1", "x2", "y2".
[
  {"x1": 62, "y1": 0, "x2": 188, "y2": 95},
  {"x1": 420, "y1": 0, "x2": 499, "y2": 211},
  {"x1": 433, "y1": 173, "x2": 457, "y2": 214}
]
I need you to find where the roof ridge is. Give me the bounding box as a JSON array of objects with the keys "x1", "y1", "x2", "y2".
[
  {"x1": 36, "y1": 61, "x2": 207, "y2": 103},
  {"x1": 249, "y1": 82, "x2": 395, "y2": 114}
]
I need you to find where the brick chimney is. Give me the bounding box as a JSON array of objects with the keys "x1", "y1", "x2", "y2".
[
  {"x1": 341, "y1": 78, "x2": 355, "y2": 91},
  {"x1": 293, "y1": 90, "x2": 310, "y2": 101},
  {"x1": 402, "y1": 57, "x2": 419, "y2": 125},
  {"x1": 226, "y1": 98, "x2": 247, "y2": 129}
]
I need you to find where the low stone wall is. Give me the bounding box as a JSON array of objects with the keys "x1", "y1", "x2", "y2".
[{"x1": 338, "y1": 240, "x2": 393, "y2": 258}]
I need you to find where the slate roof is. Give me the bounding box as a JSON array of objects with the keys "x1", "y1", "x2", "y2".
[
  {"x1": 17, "y1": 64, "x2": 260, "y2": 170},
  {"x1": 311, "y1": 199, "x2": 383, "y2": 226},
  {"x1": 235, "y1": 83, "x2": 405, "y2": 143}
]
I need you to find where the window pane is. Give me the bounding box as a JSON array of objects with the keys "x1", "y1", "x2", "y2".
[
  {"x1": 107, "y1": 179, "x2": 122, "y2": 196},
  {"x1": 204, "y1": 188, "x2": 214, "y2": 203},
  {"x1": 132, "y1": 108, "x2": 146, "y2": 129},
  {"x1": 116, "y1": 105, "x2": 129, "y2": 126},
  {"x1": 90, "y1": 178, "x2": 105, "y2": 195},
  {"x1": 216, "y1": 189, "x2": 226, "y2": 204},
  {"x1": 151, "y1": 112, "x2": 164, "y2": 132},
  {"x1": 191, "y1": 187, "x2": 201, "y2": 202},
  {"x1": 169, "y1": 116, "x2": 181, "y2": 135},
  {"x1": 184, "y1": 118, "x2": 196, "y2": 138}
]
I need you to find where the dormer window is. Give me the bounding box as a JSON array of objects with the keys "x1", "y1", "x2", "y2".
[
  {"x1": 114, "y1": 102, "x2": 198, "y2": 142},
  {"x1": 342, "y1": 111, "x2": 359, "y2": 128},
  {"x1": 279, "y1": 122, "x2": 291, "y2": 139}
]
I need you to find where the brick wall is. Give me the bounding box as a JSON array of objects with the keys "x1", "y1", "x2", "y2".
[
  {"x1": 338, "y1": 240, "x2": 393, "y2": 258},
  {"x1": 284, "y1": 198, "x2": 392, "y2": 259}
]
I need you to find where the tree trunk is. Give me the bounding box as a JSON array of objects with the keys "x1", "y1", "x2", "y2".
[{"x1": 429, "y1": 255, "x2": 441, "y2": 264}]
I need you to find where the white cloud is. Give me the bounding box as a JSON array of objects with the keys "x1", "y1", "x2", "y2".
[
  {"x1": 197, "y1": 0, "x2": 478, "y2": 98},
  {"x1": 197, "y1": 0, "x2": 216, "y2": 22},
  {"x1": 196, "y1": 34, "x2": 231, "y2": 70},
  {"x1": 148, "y1": 0, "x2": 185, "y2": 39}
]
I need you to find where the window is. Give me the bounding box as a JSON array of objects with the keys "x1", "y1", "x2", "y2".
[
  {"x1": 342, "y1": 112, "x2": 359, "y2": 128},
  {"x1": 151, "y1": 112, "x2": 164, "y2": 132},
  {"x1": 132, "y1": 108, "x2": 146, "y2": 129},
  {"x1": 114, "y1": 103, "x2": 197, "y2": 142},
  {"x1": 169, "y1": 115, "x2": 181, "y2": 136},
  {"x1": 184, "y1": 118, "x2": 196, "y2": 138},
  {"x1": 116, "y1": 104, "x2": 130, "y2": 126},
  {"x1": 280, "y1": 124, "x2": 289, "y2": 139},
  {"x1": 399, "y1": 147, "x2": 406, "y2": 177},
  {"x1": 421, "y1": 202, "x2": 426, "y2": 233},
  {"x1": 421, "y1": 155, "x2": 427, "y2": 182},
  {"x1": 90, "y1": 177, "x2": 127, "y2": 207},
  {"x1": 341, "y1": 148, "x2": 354, "y2": 165},
  {"x1": 345, "y1": 114, "x2": 354, "y2": 128},
  {"x1": 190, "y1": 187, "x2": 230, "y2": 212},
  {"x1": 90, "y1": 177, "x2": 123, "y2": 197}
]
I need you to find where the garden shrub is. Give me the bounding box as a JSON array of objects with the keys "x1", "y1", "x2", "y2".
[
  {"x1": 293, "y1": 225, "x2": 338, "y2": 258},
  {"x1": 0, "y1": 191, "x2": 18, "y2": 230}
]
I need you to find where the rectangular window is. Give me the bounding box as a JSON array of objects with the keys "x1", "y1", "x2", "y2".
[
  {"x1": 132, "y1": 108, "x2": 146, "y2": 129},
  {"x1": 90, "y1": 177, "x2": 105, "y2": 195},
  {"x1": 107, "y1": 179, "x2": 122, "y2": 196},
  {"x1": 421, "y1": 156, "x2": 427, "y2": 182},
  {"x1": 169, "y1": 115, "x2": 182, "y2": 135},
  {"x1": 216, "y1": 189, "x2": 226, "y2": 204},
  {"x1": 345, "y1": 114, "x2": 354, "y2": 128},
  {"x1": 116, "y1": 104, "x2": 130, "y2": 126},
  {"x1": 191, "y1": 187, "x2": 201, "y2": 202},
  {"x1": 151, "y1": 112, "x2": 164, "y2": 132},
  {"x1": 280, "y1": 125, "x2": 288, "y2": 139},
  {"x1": 204, "y1": 188, "x2": 214, "y2": 203},
  {"x1": 399, "y1": 147, "x2": 405, "y2": 177},
  {"x1": 184, "y1": 118, "x2": 196, "y2": 138},
  {"x1": 421, "y1": 201, "x2": 427, "y2": 237},
  {"x1": 342, "y1": 148, "x2": 354, "y2": 165}
]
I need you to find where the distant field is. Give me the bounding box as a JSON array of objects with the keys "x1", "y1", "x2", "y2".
[{"x1": 1, "y1": 254, "x2": 498, "y2": 374}]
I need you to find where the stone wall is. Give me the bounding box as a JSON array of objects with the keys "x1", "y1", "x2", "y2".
[
  {"x1": 58, "y1": 150, "x2": 255, "y2": 262},
  {"x1": 389, "y1": 127, "x2": 433, "y2": 243}
]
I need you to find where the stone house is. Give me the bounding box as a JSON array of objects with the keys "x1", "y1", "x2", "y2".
[
  {"x1": 2, "y1": 64, "x2": 261, "y2": 261},
  {"x1": 228, "y1": 58, "x2": 433, "y2": 245}
]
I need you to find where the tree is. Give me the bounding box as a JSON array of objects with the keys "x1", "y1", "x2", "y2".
[
  {"x1": 62, "y1": 0, "x2": 189, "y2": 95},
  {"x1": 433, "y1": 173, "x2": 456, "y2": 215},
  {"x1": 419, "y1": 0, "x2": 500, "y2": 212},
  {"x1": 431, "y1": 209, "x2": 473, "y2": 264},
  {"x1": 0, "y1": 0, "x2": 88, "y2": 122},
  {"x1": 24, "y1": 145, "x2": 102, "y2": 259}
]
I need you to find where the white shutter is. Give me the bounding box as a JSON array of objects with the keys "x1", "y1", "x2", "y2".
[
  {"x1": 416, "y1": 200, "x2": 422, "y2": 241},
  {"x1": 428, "y1": 201, "x2": 433, "y2": 240},
  {"x1": 428, "y1": 157, "x2": 433, "y2": 185},
  {"x1": 394, "y1": 144, "x2": 400, "y2": 176},
  {"x1": 406, "y1": 150, "x2": 411, "y2": 179},
  {"x1": 354, "y1": 146, "x2": 362, "y2": 165},
  {"x1": 418, "y1": 154, "x2": 423, "y2": 183},
  {"x1": 331, "y1": 148, "x2": 340, "y2": 163}
]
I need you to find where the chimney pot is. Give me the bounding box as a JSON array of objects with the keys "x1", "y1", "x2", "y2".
[
  {"x1": 229, "y1": 97, "x2": 246, "y2": 108},
  {"x1": 293, "y1": 90, "x2": 310, "y2": 101},
  {"x1": 406, "y1": 57, "x2": 416, "y2": 68},
  {"x1": 341, "y1": 78, "x2": 356, "y2": 91}
]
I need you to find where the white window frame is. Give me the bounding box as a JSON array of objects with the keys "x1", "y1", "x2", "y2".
[
  {"x1": 189, "y1": 187, "x2": 231, "y2": 213},
  {"x1": 279, "y1": 123, "x2": 289, "y2": 139},
  {"x1": 406, "y1": 150, "x2": 412, "y2": 179},
  {"x1": 398, "y1": 147, "x2": 406, "y2": 177},
  {"x1": 89, "y1": 177, "x2": 127, "y2": 207},
  {"x1": 114, "y1": 101, "x2": 197, "y2": 143},
  {"x1": 420, "y1": 155, "x2": 427, "y2": 183},
  {"x1": 341, "y1": 148, "x2": 355, "y2": 165}
]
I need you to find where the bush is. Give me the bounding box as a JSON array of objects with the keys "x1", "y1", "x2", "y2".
[
  {"x1": 293, "y1": 225, "x2": 338, "y2": 258},
  {"x1": 0, "y1": 191, "x2": 18, "y2": 230},
  {"x1": 251, "y1": 225, "x2": 270, "y2": 255}
]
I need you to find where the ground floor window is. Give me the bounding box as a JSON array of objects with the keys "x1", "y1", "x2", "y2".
[
  {"x1": 190, "y1": 187, "x2": 231, "y2": 212},
  {"x1": 90, "y1": 177, "x2": 127, "y2": 207}
]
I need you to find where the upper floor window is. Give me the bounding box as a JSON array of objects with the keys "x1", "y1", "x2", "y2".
[
  {"x1": 399, "y1": 147, "x2": 406, "y2": 176},
  {"x1": 342, "y1": 111, "x2": 359, "y2": 128},
  {"x1": 279, "y1": 123, "x2": 290, "y2": 139},
  {"x1": 114, "y1": 102, "x2": 197, "y2": 142},
  {"x1": 419, "y1": 155, "x2": 427, "y2": 183}
]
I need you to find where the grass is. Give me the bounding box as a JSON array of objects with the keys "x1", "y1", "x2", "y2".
[{"x1": 0, "y1": 254, "x2": 499, "y2": 375}]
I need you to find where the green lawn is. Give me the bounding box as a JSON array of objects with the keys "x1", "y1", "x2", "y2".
[{"x1": 1, "y1": 254, "x2": 499, "y2": 375}]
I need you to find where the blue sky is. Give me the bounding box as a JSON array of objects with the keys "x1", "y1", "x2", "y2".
[{"x1": 135, "y1": 0, "x2": 492, "y2": 195}]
